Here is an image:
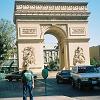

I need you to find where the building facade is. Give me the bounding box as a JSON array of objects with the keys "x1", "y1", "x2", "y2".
[
  {"x1": 44, "y1": 46, "x2": 59, "y2": 65},
  {"x1": 90, "y1": 45, "x2": 100, "y2": 60}
]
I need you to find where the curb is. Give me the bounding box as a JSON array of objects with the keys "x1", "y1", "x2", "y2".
[{"x1": 0, "y1": 96, "x2": 76, "y2": 100}]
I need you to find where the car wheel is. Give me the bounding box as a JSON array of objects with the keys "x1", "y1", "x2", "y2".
[
  {"x1": 78, "y1": 81, "x2": 82, "y2": 90},
  {"x1": 88, "y1": 85, "x2": 93, "y2": 90},
  {"x1": 72, "y1": 80, "x2": 75, "y2": 88},
  {"x1": 57, "y1": 79, "x2": 59, "y2": 83},
  {"x1": 57, "y1": 79, "x2": 62, "y2": 84},
  {"x1": 16, "y1": 79, "x2": 19, "y2": 81},
  {"x1": 8, "y1": 78, "x2": 12, "y2": 81}
]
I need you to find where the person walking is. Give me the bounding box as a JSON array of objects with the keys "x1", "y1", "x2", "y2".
[{"x1": 21, "y1": 66, "x2": 34, "y2": 100}]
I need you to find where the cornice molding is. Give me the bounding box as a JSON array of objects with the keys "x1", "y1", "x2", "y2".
[
  {"x1": 15, "y1": 11, "x2": 89, "y2": 16},
  {"x1": 15, "y1": 3, "x2": 88, "y2": 12},
  {"x1": 17, "y1": 39, "x2": 44, "y2": 43},
  {"x1": 14, "y1": 1, "x2": 90, "y2": 23},
  {"x1": 14, "y1": 15, "x2": 89, "y2": 24},
  {"x1": 16, "y1": 19, "x2": 88, "y2": 22},
  {"x1": 15, "y1": 0, "x2": 88, "y2": 5},
  {"x1": 66, "y1": 38, "x2": 90, "y2": 42}
]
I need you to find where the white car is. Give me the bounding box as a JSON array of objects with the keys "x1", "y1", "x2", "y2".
[{"x1": 71, "y1": 65, "x2": 100, "y2": 90}]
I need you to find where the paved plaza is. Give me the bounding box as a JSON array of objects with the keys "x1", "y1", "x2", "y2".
[
  {"x1": 0, "y1": 71, "x2": 100, "y2": 100},
  {"x1": 0, "y1": 71, "x2": 76, "y2": 100}
]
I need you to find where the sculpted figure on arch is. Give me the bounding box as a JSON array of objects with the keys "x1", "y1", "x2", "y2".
[
  {"x1": 73, "y1": 46, "x2": 85, "y2": 66},
  {"x1": 22, "y1": 46, "x2": 35, "y2": 69}
]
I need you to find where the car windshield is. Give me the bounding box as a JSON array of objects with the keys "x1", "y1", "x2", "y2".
[
  {"x1": 78, "y1": 66, "x2": 99, "y2": 73},
  {"x1": 61, "y1": 70, "x2": 70, "y2": 75}
]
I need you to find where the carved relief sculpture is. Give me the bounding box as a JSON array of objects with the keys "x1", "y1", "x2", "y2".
[
  {"x1": 40, "y1": 24, "x2": 52, "y2": 38},
  {"x1": 73, "y1": 46, "x2": 85, "y2": 66},
  {"x1": 22, "y1": 47, "x2": 35, "y2": 67}
]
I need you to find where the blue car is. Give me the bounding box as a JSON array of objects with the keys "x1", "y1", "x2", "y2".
[{"x1": 56, "y1": 70, "x2": 71, "y2": 83}]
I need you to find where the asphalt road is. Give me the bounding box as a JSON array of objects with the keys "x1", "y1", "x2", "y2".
[{"x1": 0, "y1": 74, "x2": 100, "y2": 100}]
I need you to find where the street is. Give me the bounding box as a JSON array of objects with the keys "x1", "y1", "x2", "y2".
[{"x1": 0, "y1": 72, "x2": 100, "y2": 100}]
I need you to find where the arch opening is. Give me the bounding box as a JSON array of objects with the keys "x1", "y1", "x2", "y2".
[{"x1": 43, "y1": 26, "x2": 68, "y2": 70}]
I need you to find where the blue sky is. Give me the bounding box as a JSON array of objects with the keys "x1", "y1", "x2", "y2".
[{"x1": 0, "y1": 0, "x2": 100, "y2": 47}]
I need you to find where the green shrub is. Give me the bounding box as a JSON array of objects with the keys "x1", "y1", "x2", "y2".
[
  {"x1": 49, "y1": 60, "x2": 59, "y2": 71},
  {"x1": 49, "y1": 60, "x2": 56, "y2": 70},
  {"x1": 90, "y1": 58, "x2": 100, "y2": 66}
]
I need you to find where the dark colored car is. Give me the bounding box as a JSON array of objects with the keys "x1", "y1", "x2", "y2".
[
  {"x1": 56, "y1": 70, "x2": 71, "y2": 83},
  {"x1": 5, "y1": 71, "x2": 37, "y2": 81},
  {"x1": 5, "y1": 71, "x2": 22, "y2": 81}
]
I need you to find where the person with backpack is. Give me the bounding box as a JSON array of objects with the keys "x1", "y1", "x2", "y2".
[{"x1": 21, "y1": 66, "x2": 34, "y2": 100}]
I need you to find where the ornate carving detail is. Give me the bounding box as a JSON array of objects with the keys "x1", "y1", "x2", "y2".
[
  {"x1": 57, "y1": 24, "x2": 67, "y2": 33},
  {"x1": 16, "y1": 4, "x2": 87, "y2": 12},
  {"x1": 73, "y1": 46, "x2": 85, "y2": 66},
  {"x1": 22, "y1": 47, "x2": 35, "y2": 67},
  {"x1": 15, "y1": 2, "x2": 89, "y2": 19},
  {"x1": 14, "y1": 2, "x2": 90, "y2": 23},
  {"x1": 40, "y1": 24, "x2": 52, "y2": 38}
]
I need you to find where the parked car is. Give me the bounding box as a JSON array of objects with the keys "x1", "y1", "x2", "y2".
[
  {"x1": 5, "y1": 71, "x2": 22, "y2": 81},
  {"x1": 71, "y1": 65, "x2": 100, "y2": 90},
  {"x1": 5, "y1": 71, "x2": 37, "y2": 81},
  {"x1": 56, "y1": 70, "x2": 71, "y2": 83}
]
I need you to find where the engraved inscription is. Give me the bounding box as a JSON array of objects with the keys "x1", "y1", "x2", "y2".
[
  {"x1": 72, "y1": 28, "x2": 84, "y2": 34},
  {"x1": 22, "y1": 28, "x2": 36, "y2": 34},
  {"x1": 22, "y1": 27, "x2": 36, "y2": 35},
  {"x1": 70, "y1": 27, "x2": 85, "y2": 36},
  {"x1": 20, "y1": 27, "x2": 37, "y2": 36}
]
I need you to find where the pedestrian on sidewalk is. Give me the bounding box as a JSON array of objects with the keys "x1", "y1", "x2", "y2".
[{"x1": 21, "y1": 64, "x2": 34, "y2": 100}]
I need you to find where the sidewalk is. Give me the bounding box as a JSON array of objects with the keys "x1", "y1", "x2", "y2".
[{"x1": 0, "y1": 96, "x2": 76, "y2": 100}]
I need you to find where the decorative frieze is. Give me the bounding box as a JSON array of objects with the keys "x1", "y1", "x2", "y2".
[
  {"x1": 15, "y1": 4, "x2": 89, "y2": 20},
  {"x1": 14, "y1": 1, "x2": 90, "y2": 22},
  {"x1": 15, "y1": 10, "x2": 88, "y2": 17},
  {"x1": 16, "y1": 4, "x2": 87, "y2": 11}
]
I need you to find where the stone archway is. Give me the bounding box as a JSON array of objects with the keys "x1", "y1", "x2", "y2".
[
  {"x1": 14, "y1": 0, "x2": 90, "y2": 72},
  {"x1": 43, "y1": 25, "x2": 69, "y2": 70}
]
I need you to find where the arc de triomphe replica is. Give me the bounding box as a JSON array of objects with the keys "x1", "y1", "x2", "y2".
[{"x1": 14, "y1": 0, "x2": 90, "y2": 72}]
